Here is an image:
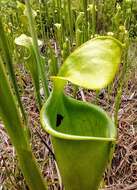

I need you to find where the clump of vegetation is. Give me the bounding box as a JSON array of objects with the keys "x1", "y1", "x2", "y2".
[{"x1": 0, "y1": 0, "x2": 136, "y2": 189}]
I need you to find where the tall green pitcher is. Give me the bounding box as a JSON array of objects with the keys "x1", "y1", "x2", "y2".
[{"x1": 41, "y1": 36, "x2": 123, "y2": 190}]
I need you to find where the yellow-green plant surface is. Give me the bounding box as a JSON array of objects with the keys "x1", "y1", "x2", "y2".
[
  {"x1": 41, "y1": 36, "x2": 123, "y2": 190},
  {"x1": 57, "y1": 36, "x2": 123, "y2": 89}
]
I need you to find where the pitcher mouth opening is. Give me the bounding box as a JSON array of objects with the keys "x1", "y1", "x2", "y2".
[
  {"x1": 40, "y1": 91, "x2": 117, "y2": 142},
  {"x1": 40, "y1": 112, "x2": 117, "y2": 142}
]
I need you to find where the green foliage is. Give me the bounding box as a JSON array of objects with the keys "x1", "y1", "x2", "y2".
[
  {"x1": 15, "y1": 34, "x2": 43, "y2": 109},
  {"x1": 0, "y1": 0, "x2": 136, "y2": 189},
  {"x1": 0, "y1": 18, "x2": 27, "y2": 124},
  {"x1": 0, "y1": 57, "x2": 47, "y2": 190},
  {"x1": 41, "y1": 36, "x2": 123, "y2": 190},
  {"x1": 25, "y1": 0, "x2": 49, "y2": 99}
]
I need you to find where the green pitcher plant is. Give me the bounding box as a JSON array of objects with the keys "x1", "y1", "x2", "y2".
[
  {"x1": 15, "y1": 34, "x2": 43, "y2": 109},
  {"x1": 41, "y1": 36, "x2": 124, "y2": 190}
]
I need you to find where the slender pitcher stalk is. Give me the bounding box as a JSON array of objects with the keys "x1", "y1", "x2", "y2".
[{"x1": 25, "y1": 0, "x2": 49, "y2": 99}]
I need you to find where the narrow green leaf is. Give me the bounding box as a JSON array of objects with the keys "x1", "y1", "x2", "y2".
[
  {"x1": 25, "y1": 0, "x2": 49, "y2": 99},
  {"x1": 0, "y1": 56, "x2": 47, "y2": 190},
  {"x1": 0, "y1": 18, "x2": 27, "y2": 124}
]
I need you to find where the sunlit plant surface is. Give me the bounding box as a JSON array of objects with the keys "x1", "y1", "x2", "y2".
[{"x1": 0, "y1": 0, "x2": 136, "y2": 189}]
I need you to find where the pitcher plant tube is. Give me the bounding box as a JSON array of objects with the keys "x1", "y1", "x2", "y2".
[
  {"x1": 41, "y1": 36, "x2": 124, "y2": 190},
  {"x1": 15, "y1": 34, "x2": 43, "y2": 110}
]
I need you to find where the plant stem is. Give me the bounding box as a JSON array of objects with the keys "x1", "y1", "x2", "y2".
[
  {"x1": 57, "y1": 0, "x2": 61, "y2": 23},
  {"x1": 44, "y1": 0, "x2": 49, "y2": 41},
  {"x1": 39, "y1": 2, "x2": 46, "y2": 41},
  {"x1": 67, "y1": 0, "x2": 73, "y2": 45},
  {"x1": 114, "y1": 43, "x2": 129, "y2": 126},
  {"x1": 0, "y1": 18, "x2": 27, "y2": 126},
  {"x1": 75, "y1": 12, "x2": 84, "y2": 47},
  {"x1": 48, "y1": 43, "x2": 58, "y2": 76},
  {"x1": 92, "y1": 0, "x2": 96, "y2": 37},
  {"x1": 25, "y1": 0, "x2": 49, "y2": 99},
  {"x1": 83, "y1": 0, "x2": 88, "y2": 41}
]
